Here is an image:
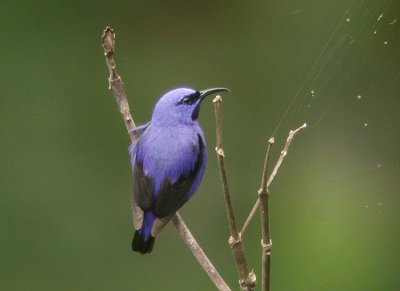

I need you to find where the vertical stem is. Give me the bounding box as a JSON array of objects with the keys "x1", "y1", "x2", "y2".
[
  {"x1": 258, "y1": 138, "x2": 274, "y2": 291},
  {"x1": 214, "y1": 99, "x2": 238, "y2": 237},
  {"x1": 260, "y1": 195, "x2": 271, "y2": 291},
  {"x1": 213, "y1": 96, "x2": 256, "y2": 291}
]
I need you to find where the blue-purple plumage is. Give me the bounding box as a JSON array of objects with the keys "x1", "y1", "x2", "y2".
[{"x1": 129, "y1": 87, "x2": 228, "y2": 254}]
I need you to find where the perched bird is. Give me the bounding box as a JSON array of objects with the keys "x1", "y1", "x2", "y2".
[{"x1": 129, "y1": 87, "x2": 229, "y2": 254}]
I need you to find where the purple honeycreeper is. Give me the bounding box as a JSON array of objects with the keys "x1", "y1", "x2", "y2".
[{"x1": 129, "y1": 87, "x2": 229, "y2": 254}]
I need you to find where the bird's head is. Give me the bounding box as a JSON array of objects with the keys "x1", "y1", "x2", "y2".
[{"x1": 151, "y1": 87, "x2": 229, "y2": 125}]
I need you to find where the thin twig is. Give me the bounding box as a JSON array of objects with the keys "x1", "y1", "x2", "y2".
[
  {"x1": 102, "y1": 27, "x2": 138, "y2": 141},
  {"x1": 240, "y1": 200, "x2": 258, "y2": 238},
  {"x1": 213, "y1": 96, "x2": 256, "y2": 291},
  {"x1": 258, "y1": 138, "x2": 274, "y2": 291},
  {"x1": 101, "y1": 26, "x2": 230, "y2": 291},
  {"x1": 240, "y1": 123, "x2": 307, "y2": 237},
  {"x1": 172, "y1": 213, "x2": 231, "y2": 291},
  {"x1": 259, "y1": 138, "x2": 274, "y2": 195}
]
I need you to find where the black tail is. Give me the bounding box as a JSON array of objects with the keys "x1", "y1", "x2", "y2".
[{"x1": 132, "y1": 230, "x2": 155, "y2": 254}]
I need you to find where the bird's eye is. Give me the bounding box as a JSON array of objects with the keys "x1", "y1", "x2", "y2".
[{"x1": 182, "y1": 97, "x2": 192, "y2": 105}]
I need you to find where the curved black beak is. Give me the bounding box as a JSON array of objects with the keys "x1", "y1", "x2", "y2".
[
  {"x1": 191, "y1": 88, "x2": 229, "y2": 120},
  {"x1": 199, "y1": 88, "x2": 230, "y2": 100}
]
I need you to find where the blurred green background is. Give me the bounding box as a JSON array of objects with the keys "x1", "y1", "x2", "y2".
[{"x1": 1, "y1": 1, "x2": 399, "y2": 290}]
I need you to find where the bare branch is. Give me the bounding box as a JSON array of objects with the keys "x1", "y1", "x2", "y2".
[
  {"x1": 172, "y1": 213, "x2": 231, "y2": 291},
  {"x1": 240, "y1": 123, "x2": 307, "y2": 237},
  {"x1": 101, "y1": 26, "x2": 229, "y2": 290},
  {"x1": 102, "y1": 27, "x2": 138, "y2": 141},
  {"x1": 213, "y1": 96, "x2": 256, "y2": 291},
  {"x1": 268, "y1": 123, "x2": 307, "y2": 187}
]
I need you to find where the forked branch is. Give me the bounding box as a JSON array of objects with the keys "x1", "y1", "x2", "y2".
[{"x1": 240, "y1": 123, "x2": 307, "y2": 237}]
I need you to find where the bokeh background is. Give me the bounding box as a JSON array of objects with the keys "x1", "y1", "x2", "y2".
[{"x1": 1, "y1": 1, "x2": 399, "y2": 290}]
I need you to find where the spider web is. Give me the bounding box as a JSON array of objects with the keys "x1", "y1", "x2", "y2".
[
  {"x1": 273, "y1": 0, "x2": 399, "y2": 136},
  {"x1": 270, "y1": 0, "x2": 400, "y2": 213}
]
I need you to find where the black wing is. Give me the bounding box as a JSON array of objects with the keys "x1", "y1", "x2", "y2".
[
  {"x1": 152, "y1": 134, "x2": 204, "y2": 217},
  {"x1": 131, "y1": 122, "x2": 152, "y2": 230},
  {"x1": 133, "y1": 134, "x2": 204, "y2": 218},
  {"x1": 133, "y1": 160, "x2": 154, "y2": 211}
]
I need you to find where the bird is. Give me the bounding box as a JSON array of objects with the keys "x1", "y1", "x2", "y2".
[{"x1": 129, "y1": 87, "x2": 229, "y2": 254}]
